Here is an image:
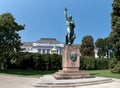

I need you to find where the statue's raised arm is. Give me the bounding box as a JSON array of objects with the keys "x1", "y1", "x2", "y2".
[{"x1": 64, "y1": 7, "x2": 68, "y2": 20}]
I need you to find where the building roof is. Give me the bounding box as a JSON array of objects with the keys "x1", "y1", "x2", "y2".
[
  {"x1": 36, "y1": 38, "x2": 64, "y2": 44},
  {"x1": 22, "y1": 42, "x2": 33, "y2": 47}
]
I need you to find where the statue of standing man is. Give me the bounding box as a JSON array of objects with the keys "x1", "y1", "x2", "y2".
[{"x1": 64, "y1": 8, "x2": 76, "y2": 45}]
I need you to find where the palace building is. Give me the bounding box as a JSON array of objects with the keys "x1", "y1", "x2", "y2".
[{"x1": 21, "y1": 38, "x2": 64, "y2": 55}]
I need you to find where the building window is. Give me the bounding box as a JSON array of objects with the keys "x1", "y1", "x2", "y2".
[
  {"x1": 22, "y1": 48, "x2": 26, "y2": 50},
  {"x1": 47, "y1": 49, "x2": 50, "y2": 54},
  {"x1": 27, "y1": 48, "x2": 29, "y2": 50},
  {"x1": 57, "y1": 49, "x2": 59, "y2": 54},
  {"x1": 38, "y1": 49, "x2": 41, "y2": 54},
  {"x1": 43, "y1": 49, "x2": 46, "y2": 54}
]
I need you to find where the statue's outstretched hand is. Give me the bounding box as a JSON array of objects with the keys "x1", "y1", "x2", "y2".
[{"x1": 65, "y1": 7, "x2": 67, "y2": 12}]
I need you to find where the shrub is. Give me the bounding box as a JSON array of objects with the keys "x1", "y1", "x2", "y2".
[
  {"x1": 95, "y1": 58, "x2": 109, "y2": 70},
  {"x1": 10, "y1": 52, "x2": 62, "y2": 71},
  {"x1": 80, "y1": 56, "x2": 109, "y2": 70},
  {"x1": 80, "y1": 57, "x2": 95, "y2": 70},
  {"x1": 109, "y1": 58, "x2": 120, "y2": 73},
  {"x1": 15, "y1": 52, "x2": 35, "y2": 70}
]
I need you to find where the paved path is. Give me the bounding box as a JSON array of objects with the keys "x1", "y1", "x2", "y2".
[
  {"x1": 0, "y1": 74, "x2": 39, "y2": 88},
  {"x1": 0, "y1": 74, "x2": 120, "y2": 88},
  {"x1": 76, "y1": 79, "x2": 120, "y2": 88}
]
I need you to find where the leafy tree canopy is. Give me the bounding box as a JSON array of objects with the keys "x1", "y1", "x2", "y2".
[
  {"x1": 80, "y1": 35, "x2": 95, "y2": 57},
  {"x1": 109, "y1": 0, "x2": 120, "y2": 73},
  {"x1": 95, "y1": 37, "x2": 112, "y2": 58},
  {"x1": 0, "y1": 12, "x2": 25, "y2": 69},
  {"x1": 110, "y1": 0, "x2": 120, "y2": 59}
]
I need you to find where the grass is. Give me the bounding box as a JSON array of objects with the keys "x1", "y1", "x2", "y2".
[
  {"x1": 0, "y1": 69, "x2": 120, "y2": 79},
  {"x1": 0, "y1": 69, "x2": 55, "y2": 77},
  {"x1": 86, "y1": 70, "x2": 120, "y2": 79}
]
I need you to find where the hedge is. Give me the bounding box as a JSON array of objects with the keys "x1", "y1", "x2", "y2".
[
  {"x1": 4, "y1": 52, "x2": 109, "y2": 70},
  {"x1": 80, "y1": 56, "x2": 110, "y2": 70},
  {"x1": 6, "y1": 52, "x2": 62, "y2": 71}
]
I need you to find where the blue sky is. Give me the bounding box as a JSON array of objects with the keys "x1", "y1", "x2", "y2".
[{"x1": 0, "y1": 0, "x2": 112, "y2": 44}]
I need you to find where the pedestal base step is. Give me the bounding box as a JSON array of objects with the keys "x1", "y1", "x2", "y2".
[
  {"x1": 53, "y1": 70, "x2": 95, "y2": 79},
  {"x1": 33, "y1": 75, "x2": 113, "y2": 88}
]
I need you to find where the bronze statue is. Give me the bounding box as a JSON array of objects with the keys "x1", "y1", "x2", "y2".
[{"x1": 64, "y1": 8, "x2": 76, "y2": 45}]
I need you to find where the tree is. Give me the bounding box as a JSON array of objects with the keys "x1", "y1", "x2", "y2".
[
  {"x1": 95, "y1": 38, "x2": 105, "y2": 58},
  {"x1": 80, "y1": 35, "x2": 95, "y2": 57},
  {"x1": 0, "y1": 13, "x2": 24, "y2": 69},
  {"x1": 104, "y1": 37, "x2": 113, "y2": 58},
  {"x1": 109, "y1": 0, "x2": 120, "y2": 73},
  {"x1": 95, "y1": 37, "x2": 112, "y2": 58},
  {"x1": 110, "y1": 0, "x2": 120, "y2": 59}
]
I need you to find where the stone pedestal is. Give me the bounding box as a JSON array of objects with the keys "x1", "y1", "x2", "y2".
[
  {"x1": 53, "y1": 45, "x2": 94, "y2": 79},
  {"x1": 62, "y1": 45, "x2": 80, "y2": 71}
]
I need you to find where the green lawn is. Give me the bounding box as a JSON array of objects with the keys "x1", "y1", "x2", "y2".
[
  {"x1": 86, "y1": 70, "x2": 120, "y2": 79},
  {"x1": 0, "y1": 69, "x2": 120, "y2": 79},
  {"x1": 0, "y1": 69, "x2": 54, "y2": 77}
]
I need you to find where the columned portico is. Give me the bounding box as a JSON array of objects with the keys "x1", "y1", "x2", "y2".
[{"x1": 21, "y1": 38, "x2": 64, "y2": 55}]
